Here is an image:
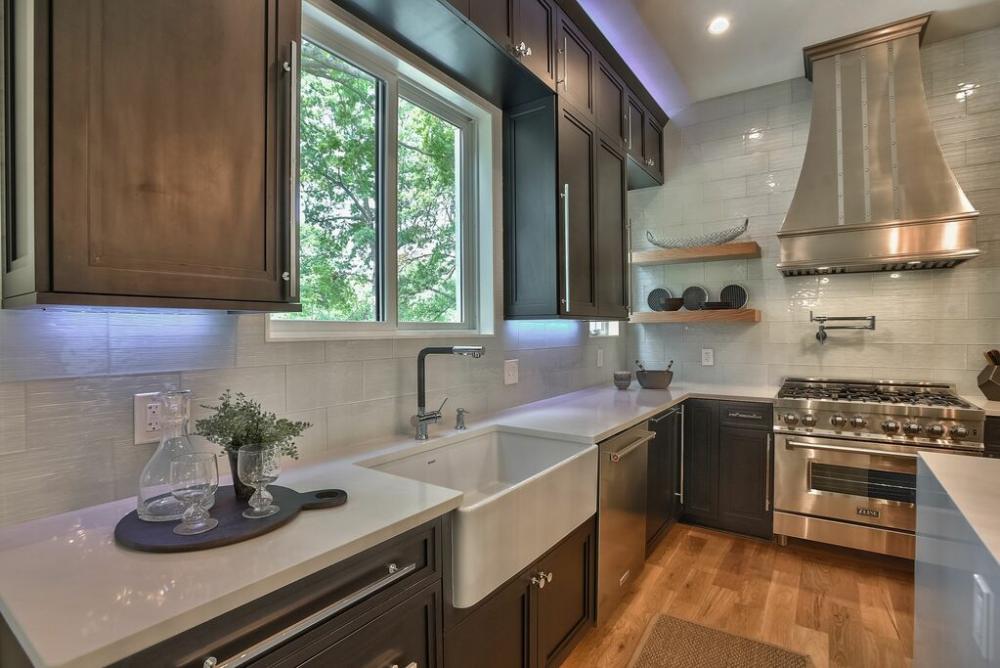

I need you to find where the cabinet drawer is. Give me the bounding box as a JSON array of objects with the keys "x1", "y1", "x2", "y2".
[
  {"x1": 114, "y1": 519, "x2": 443, "y2": 668},
  {"x1": 719, "y1": 402, "x2": 772, "y2": 430},
  {"x1": 262, "y1": 582, "x2": 441, "y2": 668}
]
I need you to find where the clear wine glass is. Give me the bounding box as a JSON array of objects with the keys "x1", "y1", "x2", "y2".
[
  {"x1": 169, "y1": 453, "x2": 219, "y2": 535},
  {"x1": 238, "y1": 444, "x2": 281, "y2": 519}
]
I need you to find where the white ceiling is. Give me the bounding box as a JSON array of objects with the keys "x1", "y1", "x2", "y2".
[{"x1": 628, "y1": 0, "x2": 1000, "y2": 106}]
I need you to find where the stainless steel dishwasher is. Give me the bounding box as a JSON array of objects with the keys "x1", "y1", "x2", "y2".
[{"x1": 597, "y1": 422, "x2": 654, "y2": 626}]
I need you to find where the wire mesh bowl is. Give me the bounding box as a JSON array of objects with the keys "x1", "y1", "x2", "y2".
[{"x1": 646, "y1": 218, "x2": 749, "y2": 250}]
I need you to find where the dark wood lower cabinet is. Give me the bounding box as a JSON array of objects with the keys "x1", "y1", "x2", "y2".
[
  {"x1": 444, "y1": 516, "x2": 596, "y2": 668},
  {"x1": 646, "y1": 405, "x2": 683, "y2": 554},
  {"x1": 681, "y1": 399, "x2": 774, "y2": 540}
]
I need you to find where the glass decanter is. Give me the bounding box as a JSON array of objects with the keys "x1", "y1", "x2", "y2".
[{"x1": 137, "y1": 391, "x2": 214, "y2": 521}]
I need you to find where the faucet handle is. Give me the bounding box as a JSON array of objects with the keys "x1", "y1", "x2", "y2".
[{"x1": 434, "y1": 397, "x2": 448, "y2": 416}]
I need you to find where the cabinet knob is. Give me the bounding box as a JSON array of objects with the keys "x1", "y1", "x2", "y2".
[
  {"x1": 203, "y1": 659, "x2": 217, "y2": 668},
  {"x1": 531, "y1": 571, "x2": 553, "y2": 589},
  {"x1": 281, "y1": 271, "x2": 290, "y2": 281}
]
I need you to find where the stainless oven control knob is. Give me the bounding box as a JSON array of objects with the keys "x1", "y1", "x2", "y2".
[
  {"x1": 830, "y1": 415, "x2": 847, "y2": 428},
  {"x1": 801, "y1": 414, "x2": 817, "y2": 427},
  {"x1": 950, "y1": 425, "x2": 969, "y2": 439},
  {"x1": 881, "y1": 420, "x2": 900, "y2": 434},
  {"x1": 782, "y1": 413, "x2": 799, "y2": 425},
  {"x1": 926, "y1": 424, "x2": 946, "y2": 438},
  {"x1": 903, "y1": 422, "x2": 923, "y2": 436},
  {"x1": 849, "y1": 416, "x2": 867, "y2": 429}
]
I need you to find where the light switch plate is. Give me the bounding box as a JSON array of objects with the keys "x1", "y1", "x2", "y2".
[
  {"x1": 504, "y1": 359, "x2": 519, "y2": 385},
  {"x1": 133, "y1": 392, "x2": 162, "y2": 445},
  {"x1": 597, "y1": 348, "x2": 604, "y2": 368},
  {"x1": 701, "y1": 348, "x2": 715, "y2": 366}
]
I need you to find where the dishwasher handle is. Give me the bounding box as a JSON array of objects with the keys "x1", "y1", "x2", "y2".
[{"x1": 608, "y1": 433, "x2": 654, "y2": 463}]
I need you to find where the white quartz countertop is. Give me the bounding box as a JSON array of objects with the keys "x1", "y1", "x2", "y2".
[
  {"x1": 963, "y1": 395, "x2": 1000, "y2": 418},
  {"x1": 0, "y1": 381, "x2": 776, "y2": 667},
  {"x1": 920, "y1": 452, "x2": 1000, "y2": 566}
]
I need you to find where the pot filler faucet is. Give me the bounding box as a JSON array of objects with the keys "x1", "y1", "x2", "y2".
[{"x1": 413, "y1": 346, "x2": 485, "y2": 440}]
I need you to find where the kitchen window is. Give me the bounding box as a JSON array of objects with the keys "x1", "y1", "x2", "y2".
[{"x1": 270, "y1": 4, "x2": 496, "y2": 339}]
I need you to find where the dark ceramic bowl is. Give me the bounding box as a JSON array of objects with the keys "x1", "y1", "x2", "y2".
[{"x1": 663, "y1": 298, "x2": 685, "y2": 311}]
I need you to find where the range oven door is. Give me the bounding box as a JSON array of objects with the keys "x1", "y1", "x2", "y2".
[{"x1": 774, "y1": 432, "x2": 923, "y2": 532}]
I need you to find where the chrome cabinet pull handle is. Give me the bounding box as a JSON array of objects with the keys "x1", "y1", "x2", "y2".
[
  {"x1": 626, "y1": 219, "x2": 633, "y2": 314},
  {"x1": 391, "y1": 663, "x2": 418, "y2": 668},
  {"x1": 561, "y1": 183, "x2": 571, "y2": 312},
  {"x1": 677, "y1": 405, "x2": 686, "y2": 504},
  {"x1": 765, "y1": 433, "x2": 772, "y2": 512},
  {"x1": 283, "y1": 41, "x2": 300, "y2": 300},
  {"x1": 203, "y1": 562, "x2": 417, "y2": 667},
  {"x1": 609, "y1": 433, "x2": 654, "y2": 463},
  {"x1": 557, "y1": 36, "x2": 568, "y2": 87}
]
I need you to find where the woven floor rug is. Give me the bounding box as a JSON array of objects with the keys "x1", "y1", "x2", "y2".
[{"x1": 627, "y1": 615, "x2": 810, "y2": 668}]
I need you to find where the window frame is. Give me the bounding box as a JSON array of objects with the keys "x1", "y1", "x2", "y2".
[{"x1": 269, "y1": 3, "x2": 491, "y2": 340}]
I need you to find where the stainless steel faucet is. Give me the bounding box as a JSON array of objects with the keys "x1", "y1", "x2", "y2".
[{"x1": 413, "y1": 346, "x2": 485, "y2": 440}]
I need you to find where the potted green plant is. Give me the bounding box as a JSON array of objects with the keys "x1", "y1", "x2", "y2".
[{"x1": 195, "y1": 391, "x2": 311, "y2": 499}]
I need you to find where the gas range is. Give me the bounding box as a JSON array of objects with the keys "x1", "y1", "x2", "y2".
[
  {"x1": 774, "y1": 377, "x2": 985, "y2": 451},
  {"x1": 772, "y1": 378, "x2": 986, "y2": 559}
]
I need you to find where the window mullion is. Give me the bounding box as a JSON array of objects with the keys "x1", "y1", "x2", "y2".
[{"x1": 383, "y1": 76, "x2": 400, "y2": 329}]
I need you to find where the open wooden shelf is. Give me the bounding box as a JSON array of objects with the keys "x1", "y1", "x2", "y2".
[
  {"x1": 630, "y1": 308, "x2": 761, "y2": 324},
  {"x1": 631, "y1": 241, "x2": 761, "y2": 266}
]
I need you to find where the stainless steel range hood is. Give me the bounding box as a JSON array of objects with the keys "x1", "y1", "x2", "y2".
[{"x1": 777, "y1": 14, "x2": 980, "y2": 277}]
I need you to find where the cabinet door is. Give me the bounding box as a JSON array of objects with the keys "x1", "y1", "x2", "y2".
[
  {"x1": 625, "y1": 95, "x2": 644, "y2": 162},
  {"x1": 504, "y1": 97, "x2": 557, "y2": 318},
  {"x1": 594, "y1": 137, "x2": 628, "y2": 319},
  {"x1": 445, "y1": 575, "x2": 534, "y2": 668},
  {"x1": 683, "y1": 399, "x2": 719, "y2": 525},
  {"x1": 515, "y1": 0, "x2": 557, "y2": 86},
  {"x1": 718, "y1": 427, "x2": 773, "y2": 539},
  {"x1": 646, "y1": 407, "x2": 682, "y2": 552},
  {"x1": 259, "y1": 582, "x2": 441, "y2": 668},
  {"x1": 556, "y1": 14, "x2": 594, "y2": 117},
  {"x1": 50, "y1": 0, "x2": 297, "y2": 304},
  {"x1": 557, "y1": 104, "x2": 598, "y2": 317},
  {"x1": 535, "y1": 520, "x2": 594, "y2": 667},
  {"x1": 470, "y1": 0, "x2": 513, "y2": 49},
  {"x1": 595, "y1": 61, "x2": 626, "y2": 145},
  {"x1": 643, "y1": 115, "x2": 664, "y2": 179}
]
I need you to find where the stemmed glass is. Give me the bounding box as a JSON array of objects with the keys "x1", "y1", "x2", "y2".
[
  {"x1": 169, "y1": 453, "x2": 219, "y2": 535},
  {"x1": 238, "y1": 444, "x2": 281, "y2": 519}
]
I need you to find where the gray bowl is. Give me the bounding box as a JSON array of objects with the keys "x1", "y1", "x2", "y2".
[
  {"x1": 636, "y1": 369, "x2": 673, "y2": 389},
  {"x1": 613, "y1": 371, "x2": 633, "y2": 390}
]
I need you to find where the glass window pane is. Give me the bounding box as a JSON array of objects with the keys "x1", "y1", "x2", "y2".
[
  {"x1": 290, "y1": 41, "x2": 381, "y2": 321},
  {"x1": 397, "y1": 97, "x2": 462, "y2": 324}
]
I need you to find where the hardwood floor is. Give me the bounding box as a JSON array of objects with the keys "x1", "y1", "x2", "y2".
[{"x1": 564, "y1": 524, "x2": 914, "y2": 668}]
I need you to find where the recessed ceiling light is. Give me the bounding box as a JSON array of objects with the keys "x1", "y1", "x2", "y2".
[{"x1": 707, "y1": 16, "x2": 730, "y2": 35}]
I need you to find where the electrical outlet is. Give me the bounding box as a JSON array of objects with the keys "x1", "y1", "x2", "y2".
[
  {"x1": 133, "y1": 392, "x2": 163, "y2": 445},
  {"x1": 504, "y1": 359, "x2": 519, "y2": 385},
  {"x1": 701, "y1": 348, "x2": 715, "y2": 367},
  {"x1": 597, "y1": 348, "x2": 605, "y2": 368}
]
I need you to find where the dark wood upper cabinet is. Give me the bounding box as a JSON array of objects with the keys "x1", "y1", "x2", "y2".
[
  {"x1": 643, "y1": 114, "x2": 664, "y2": 180},
  {"x1": 469, "y1": 0, "x2": 514, "y2": 50},
  {"x1": 595, "y1": 60, "x2": 626, "y2": 146},
  {"x1": 594, "y1": 137, "x2": 628, "y2": 319},
  {"x1": 4, "y1": 0, "x2": 301, "y2": 310},
  {"x1": 557, "y1": 102, "x2": 598, "y2": 317},
  {"x1": 556, "y1": 12, "x2": 595, "y2": 118},
  {"x1": 445, "y1": 0, "x2": 471, "y2": 17},
  {"x1": 626, "y1": 94, "x2": 645, "y2": 163},
  {"x1": 514, "y1": 0, "x2": 557, "y2": 87}
]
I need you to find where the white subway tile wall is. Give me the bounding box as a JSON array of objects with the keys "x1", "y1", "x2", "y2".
[
  {"x1": 0, "y1": 311, "x2": 623, "y2": 526},
  {"x1": 629, "y1": 27, "x2": 1000, "y2": 396},
  {"x1": 0, "y1": 310, "x2": 622, "y2": 526}
]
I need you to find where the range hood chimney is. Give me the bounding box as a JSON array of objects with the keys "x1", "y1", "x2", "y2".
[{"x1": 777, "y1": 14, "x2": 980, "y2": 276}]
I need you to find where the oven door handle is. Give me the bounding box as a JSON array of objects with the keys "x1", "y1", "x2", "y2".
[{"x1": 784, "y1": 440, "x2": 919, "y2": 459}]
